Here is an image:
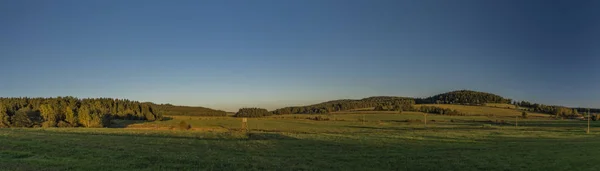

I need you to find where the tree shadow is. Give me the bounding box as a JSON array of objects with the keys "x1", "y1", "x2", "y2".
[{"x1": 108, "y1": 117, "x2": 173, "y2": 128}]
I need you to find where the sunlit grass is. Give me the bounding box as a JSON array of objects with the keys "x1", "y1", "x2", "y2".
[{"x1": 1, "y1": 111, "x2": 599, "y2": 170}]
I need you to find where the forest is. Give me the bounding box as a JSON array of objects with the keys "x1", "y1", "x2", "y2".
[
  {"x1": 0, "y1": 97, "x2": 162, "y2": 128},
  {"x1": 149, "y1": 103, "x2": 227, "y2": 116},
  {"x1": 234, "y1": 108, "x2": 272, "y2": 118},
  {"x1": 272, "y1": 96, "x2": 415, "y2": 114},
  {"x1": 419, "y1": 90, "x2": 512, "y2": 105}
]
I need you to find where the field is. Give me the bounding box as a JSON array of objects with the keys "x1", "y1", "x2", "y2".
[{"x1": 1, "y1": 110, "x2": 600, "y2": 171}]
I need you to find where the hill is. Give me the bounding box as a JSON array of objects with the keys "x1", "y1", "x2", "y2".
[
  {"x1": 149, "y1": 103, "x2": 227, "y2": 117},
  {"x1": 419, "y1": 90, "x2": 512, "y2": 105},
  {"x1": 272, "y1": 96, "x2": 415, "y2": 114},
  {"x1": 273, "y1": 90, "x2": 514, "y2": 114}
]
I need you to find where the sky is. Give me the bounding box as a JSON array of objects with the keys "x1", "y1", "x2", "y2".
[{"x1": 1, "y1": 0, "x2": 599, "y2": 111}]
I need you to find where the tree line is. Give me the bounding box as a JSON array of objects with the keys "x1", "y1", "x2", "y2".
[
  {"x1": 0, "y1": 97, "x2": 162, "y2": 128},
  {"x1": 515, "y1": 101, "x2": 581, "y2": 117},
  {"x1": 272, "y1": 97, "x2": 415, "y2": 114},
  {"x1": 150, "y1": 103, "x2": 227, "y2": 116},
  {"x1": 234, "y1": 108, "x2": 272, "y2": 118},
  {"x1": 418, "y1": 90, "x2": 512, "y2": 105}
]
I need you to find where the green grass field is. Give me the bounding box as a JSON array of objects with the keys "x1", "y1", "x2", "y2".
[{"x1": 1, "y1": 110, "x2": 600, "y2": 171}]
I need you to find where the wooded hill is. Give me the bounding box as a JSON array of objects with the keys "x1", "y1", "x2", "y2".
[
  {"x1": 272, "y1": 90, "x2": 511, "y2": 114},
  {"x1": 149, "y1": 103, "x2": 227, "y2": 116},
  {"x1": 420, "y1": 90, "x2": 512, "y2": 105},
  {"x1": 271, "y1": 90, "x2": 596, "y2": 116},
  {"x1": 272, "y1": 96, "x2": 415, "y2": 115}
]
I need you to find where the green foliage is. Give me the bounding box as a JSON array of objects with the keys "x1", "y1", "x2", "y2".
[
  {"x1": 235, "y1": 108, "x2": 272, "y2": 117},
  {"x1": 273, "y1": 96, "x2": 415, "y2": 114},
  {"x1": 417, "y1": 106, "x2": 462, "y2": 115},
  {"x1": 78, "y1": 105, "x2": 92, "y2": 127},
  {"x1": 421, "y1": 90, "x2": 512, "y2": 105},
  {"x1": 522, "y1": 112, "x2": 528, "y2": 119},
  {"x1": 307, "y1": 116, "x2": 330, "y2": 121},
  {"x1": 64, "y1": 106, "x2": 78, "y2": 126},
  {"x1": 56, "y1": 121, "x2": 72, "y2": 127},
  {"x1": 11, "y1": 108, "x2": 41, "y2": 128},
  {"x1": 592, "y1": 114, "x2": 598, "y2": 121},
  {"x1": 517, "y1": 101, "x2": 579, "y2": 116},
  {"x1": 374, "y1": 105, "x2": 385, "y2": 111},
  {"x1": 0, "y1": 104, "x2": 10, "y2": 128},
  {"x1": 0, "y1": 97, "x2": 163, "y2": 128},
  {"x1": 150, "y1": 103, "x2": 226, "y2": 117}
]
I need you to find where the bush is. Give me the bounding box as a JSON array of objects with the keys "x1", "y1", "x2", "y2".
[
  {"x1": 57, "y1": 121, "x2": 72, "y2": 127},
  {"x1": 41, "y1": 121, "x2": 57, "y2": 128},
  {"x1": 592, "y1": 114, "x2": 598, "y2": 121},
  {"x1": 307, "y1": 116, "x2": 330, "y2": 121},
  {"x1": 522, "y1": 112, "x2": 528, "y2": 119},
  {"x1": 234, "y1": 108, "x2": 272, "y2": 118},
  {"x1": 179, "y1": 121, "x2": 191, "y2": 130}
]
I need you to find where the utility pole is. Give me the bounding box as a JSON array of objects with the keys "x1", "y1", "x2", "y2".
[
  {"x1": 242, "y1": 118, "x2": 248, "y2": 132},
  {"x1": 424, "y1": 113, "x2": 427, "y2": 128},
  {"x1": 587, "y1": 109, "x2": 591, "y2": 134},
  {"x1": 362, "y1": 114, "x2": 365, "y2": 125}
]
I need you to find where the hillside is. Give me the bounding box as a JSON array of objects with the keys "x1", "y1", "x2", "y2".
[
  {"x1": 149, "y1": 103, "x2": 227, "y2": 116},
  {"x1": 420, "y1": 90, "x2": 512, "y2": 105},
  {"x1": 272, "y1": 96, "x2": 415, "y2": 114},
  {"x1": 273, "y1": 90, "x2": 514, "y2": 114}
]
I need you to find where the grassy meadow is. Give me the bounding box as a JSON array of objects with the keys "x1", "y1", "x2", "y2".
[{"x1": 2, "y1": 108, "x2": 600, "y2": 171}]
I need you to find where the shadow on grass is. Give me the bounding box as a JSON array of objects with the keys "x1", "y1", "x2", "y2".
[
  {"x1": 13, "y1": 128, "x2": 299, "y2": 141},
  {"x1": 108, "y1": 117, "x2": 174, "y2": 128}
]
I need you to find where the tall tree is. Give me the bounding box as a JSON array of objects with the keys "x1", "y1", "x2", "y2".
[
  {"x1": 64, "y1": 106, "x2": 77, "y2": 126},
  {"x1": 0, "y1": 104, "x2": 10, "y2": 128}
]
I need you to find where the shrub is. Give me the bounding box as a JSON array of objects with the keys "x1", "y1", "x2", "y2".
[
  {"x1": 234, "y1": 108, "x2": 271, "y2": 118},
  {"x1": 179, "y1": 121, "x2": 191, "y2": 130},
  {"x1": 522, "y1": 112, "x2": 528, "y2": 119},
  {"x1": 57, "y1": 121, "x2": 72, "y2": 127},
  {"x1": 41, "y1": 121, "x2": 57, "y2": 128},
  {"x1": 307, "y1": 116, "x2": 330, "y2": 121}
]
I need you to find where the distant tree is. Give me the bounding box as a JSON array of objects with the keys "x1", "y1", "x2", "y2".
[
  {"x1": 374, "y1": 105, "x2": 385, "y2": 111},
  {"x1": 40, "y1": 104, "x2": 58, "y2": 127},
  {"x1": 522, "y1": 112, "x2": 528, "y2": 119},
  {"x1": 64, "y1": 106, "x2": 77, "y2": 126},
  {"x1": 234, "y1": 108, "x2": 272, "y2": 118},
  {"x1": 0, "y1": 104, "x2": 10, "y2": 128},
  {"x1": 11, "y1": 108, "x2": 41, "y2": 127},
  {"x1": 78, "y1": 106, "x2": 92, "y2": 127},
  {"x1": 392, "y1": 105, "x2": 402, "y2": 114}
]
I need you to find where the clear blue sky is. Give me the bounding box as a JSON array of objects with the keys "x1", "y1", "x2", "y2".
[{"x1": 1, "y1": 0, "x2": 599, "y2": 111}]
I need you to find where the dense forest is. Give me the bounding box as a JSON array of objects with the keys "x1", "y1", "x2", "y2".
[
  {"x1": 0, "y1": 97, "x2": 162, "y2": 128},
  {"x1": 272, "y1": 96, "x2": 415, "y2": 114},
  {"x1": 419, "y1": 90, "x2": 512, "y2": 105},
  {"x1": 234, "y1": 108, "x2": 272, "y2": 118},
  {"x1": 149, "y1": 103, "x2": 227, "y2": 116}
]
